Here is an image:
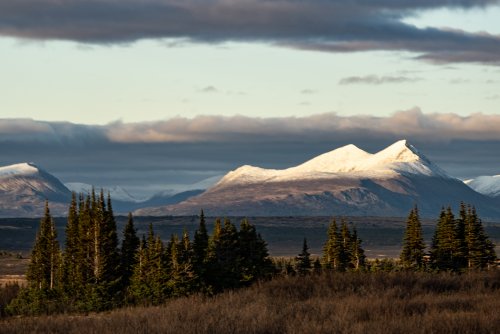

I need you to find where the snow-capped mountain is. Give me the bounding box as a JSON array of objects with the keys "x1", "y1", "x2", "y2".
[
  {"x1": 65, "y1": 183, "x2": 142, "y2": 203},
  {"x1": 216, "y1": 140, "x2": 449, "y2": 187},
  {"x1": 0, "y1": 163, "x2": 71, "y2": 217},
  {"x1": 464, "y1": 175, "x2": 500, "y2": 198},
  {"x1": 136, "y1": 140, "x2": 500, "y2": 218},
  {"x1": 0, "y1": 163, "x2": 219, "y2": 216}
]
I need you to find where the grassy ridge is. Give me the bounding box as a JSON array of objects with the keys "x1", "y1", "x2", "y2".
[{"x1": 1, "y1": 270, "x2": 499, "y2": 334}]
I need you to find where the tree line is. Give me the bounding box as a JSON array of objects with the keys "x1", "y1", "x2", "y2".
[
  {"x1": 4, "y1": 195, "x2": 497, "y2": 315},
  {"x1": 8, "y1": 191, "x2": 273, "y2": 314},
  {"x1": 401, "y1": 203, "x2": 497, "y2": 271},
  {"x1": 284, "y1": 204, "x2": 496, "y2": 275}
]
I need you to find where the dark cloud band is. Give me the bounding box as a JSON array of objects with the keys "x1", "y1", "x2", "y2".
[
  {"x1": 2, "y1": 109, "x2": 500, "y2": 144},
  {"x1": 1, "y1": 109, "x2": 500, "y2": 194},
  {"x1": 1, "y1": 1, "x2": 499, "y2": 64}
]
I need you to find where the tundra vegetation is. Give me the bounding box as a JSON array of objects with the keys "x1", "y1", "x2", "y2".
[{"x1": 0, "y1": 193, "x2": 498, "y2": 333}]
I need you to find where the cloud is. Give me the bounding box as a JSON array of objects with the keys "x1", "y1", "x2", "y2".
[
  {"x1": 339, "y1": 75, "x2": 421, "y2": 85},
  {"x1": 2, "y1": 109, "x2": 500, "y2": 194},
  {"x1": 301, "y1": 89, "x2": 316, "y2": 95},
  {"x1": 1, "y1": 1, "x2": 500, "y2": 64},
  {"x1": 449, "y1": 78, "x2": 471, "y2": 84},
  {"x1": 199, "y1": 86, "x2": 218, "y2": 93},
  {"x1": 485, "y1": 94, "x2": 500, "y2": 100},
  {"x1": 100, "y1": 109, "x2": 500, "y2": 144},
  {"x1": 4, "y1": 108, "x2": 500, "y2": 145}
]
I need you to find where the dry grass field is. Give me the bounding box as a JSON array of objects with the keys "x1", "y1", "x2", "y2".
[
  {"x1": 0, "y1": 252, "x2": 27, "y2": 287},
  {"x1": 1, "y1": 271, "x2": 499, "y2": 334}
]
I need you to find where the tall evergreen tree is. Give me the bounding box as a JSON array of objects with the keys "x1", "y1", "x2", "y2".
[
  {"x1": 168, "y1": 231, "x2": 195, "y2": 296},
  {"x1": 130, "y1": 225, "x2": 167, "y2": 304},
  {"x1": 350, "y1": 227, "x2": 366, "y2": 270},
  {"x1": 454, "y1": 203, "x2": 468, "y2": 270},
  {"x1": 192, "y1": 210, "x2": 209, "y2": 283},
  {"x1": 99, "y1": 193, "x2": 120, "y2": 285},
  {"x1": 340, "y1": 221, "x2": 352, "y2": 270},
  {"x1": 238, "y1": 219, "x2": 273, "y2": 284},
  {"x1": 121, "y1": 213, "x2": 140, "y2": 288},
  {"x1": 62, "y1": 193, "x2": 81, "y2": 291},
  {"x1": 465, "y1": 206, "x2": 497, "y2": 268},
  {"x1": 27, "y1": 202, "x2": 61, "y2": 290},
  {"x1": 400, "y1": 207, "x2": 426, "y2": 269},
  {"x1": 218, "y1": 219, "x2": 241, "y2": 289},
  {"x1": 322, "y1": 219, "x2": 343, "y2": 270},
  {"x1": 430, "y1": 207, "x2": 460, "y2": 271},
  {"x1": 205, "y1": 218, "x2": 241, "y2": 291},
  {"x1": 295, "y1": 238, "x2": 312, "y2": 276},
  {"x1": 78, "y1": 194, "x2": 93, "y2": 285}
]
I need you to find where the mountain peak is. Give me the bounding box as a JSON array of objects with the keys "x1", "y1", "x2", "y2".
[
  {"x1": 215, "y1": 139, "x2": 450, "y2": 187},
  {"x1": 291, "y1": 143, "x2": 371, "y2": 174},
  {"x1": 0, "y1": 162, "x2": 40, "y2": 177},
  {"x1": 367, "y1": 140, "x2": 450, "y2": 177},
  {"x1": 373, "y1": 139, "x2": 422, "y2": 164}
]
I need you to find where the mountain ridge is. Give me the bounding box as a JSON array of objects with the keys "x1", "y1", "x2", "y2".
[
  {"x1": 465, "y1": 175, "x2": 500, "y2": 198},
  {"x1": 136, "y1": 140, "x2": 500, "y2": 219},
  {"x1": 215, "y1": 140, "x2": 450, "y2": 188}
]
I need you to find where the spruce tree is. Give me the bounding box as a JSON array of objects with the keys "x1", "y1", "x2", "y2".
[
  {"x1": 465, "y1": 206, "x2": 497, "y2": 268},
  {"x1": 78, "y1": 194, "x2": 93, "y2": 285},
  {"x1": 340, "y1": 221, "x2": 352, "y2": 270},
  {"x1": 295, "y1": 238, "x2": 312, "y2": 276},
  {"x1": 129, "y1": 235, "x2": 148, "y2": 303},
  {"x1": 102, "y1": 193, "x2": 120, "y2": 284},
  {"x1": 121, "y1": 213, "x2": 140, "y2": 288},
  {"x1": 219, "y1": 219, "x2": 241, "y2": 289},
  {"x1": 62, "y1": 193, "x2": 81, "y2": 291},
  {"x1": 454, "y1": 203, "x2": 468, "y2": 270},
  {"x1": 27, "y1": 202, "x2": 61, "y2": 290},
  {"x1": 168, "y1": 231, "x2": 195, "y2": 296},
  {"x1": 322, "y1": 219, "x2": 343, "y2": 270},
  {"x1": 130, "y1": 225, "x2": 167, "y2": 304},
  {"x1": 205, "y1": 218, "x2": 241, "y2": 291},
  {"x1": 350, "y1": 227, "x2": 366, "y2": 270},
  {"x1": 192, "y1": 210, "x2": 209, "y2": 284},
  {"x1": 238, "y1": 219, "x2": 273, "y2": 284},
  {"x1": 430, "y1": 207, "x2": 457, "y2": 270},
  {"x1": 400, "y1": 207, "x2": 425, "y2": 269}
]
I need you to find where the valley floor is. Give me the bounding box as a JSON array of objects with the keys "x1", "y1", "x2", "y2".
[
  {"x1": 1, "y1": 271, "x2": 499, "y2": 334},
  {"x1": 2, "y1": 215, "x2": 499, "y2": 258}
]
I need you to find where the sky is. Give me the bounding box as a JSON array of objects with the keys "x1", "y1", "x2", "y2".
[{"x1": 1, "y1": 1, "x2": 500, "y2": 198}]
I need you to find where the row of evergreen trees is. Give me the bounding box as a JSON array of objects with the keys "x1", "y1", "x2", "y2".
[
  {"x1": 7, "y1": 195, "x2": 497, "y2": 315},
  {"x1": 9, "y1": 192, "x2": 273, "y2": 314},
  {"x1": 401, "y1": 204, "x2": 497, "y2": 271},
  {"x1": 290, "y1": 220, "x2": 366, "y2": 276}
]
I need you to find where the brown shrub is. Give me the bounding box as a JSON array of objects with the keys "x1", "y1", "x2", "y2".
[{"x1": 1, "y1": 271, "x2": 499, "y2": 334}]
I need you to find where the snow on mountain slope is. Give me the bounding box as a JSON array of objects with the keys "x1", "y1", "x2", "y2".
[
  {"x1": 150, "y1": 175, "x2": 224, "y2": 199},
  {"x1": 0, "y1": 163, "x2": 39, "y2": 177},
  {"x1": 465, "y1": 175, "x2": 500, "y2": 197},
  {"x1": 0, "y1": 162, "x2": 71, "y2": 217},
  {"x1": 136, "y1": 139, "x2": 500, "y2": 218},
  {"x1": 0, "y1": 162, "x2": 70, "y2": 196},
  {"x1": 216, "y1": 139, "x2": 450, "y2": 187},
  {"x1": 65, "y1": 182, "x2": 141, "y2": 203}
]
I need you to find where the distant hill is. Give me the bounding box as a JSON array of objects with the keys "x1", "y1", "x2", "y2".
[
  {"x1": 0, "y1": 163, "x2": 209, "y2": 217},
  {"x1": 465, "y1": 175, "x2": 500, "y2": 198},
  {"x1": 0, "y1": 163, "x2": 71, "y2": 217}
]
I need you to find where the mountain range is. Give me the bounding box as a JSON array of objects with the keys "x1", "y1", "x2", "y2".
[
  {"x1": 0, "y1": 163, "x2": 210, "y2": 217},
  {"x1": 1, "y1": 140, "x2": 500, "y2": 218},
  {"x1": 135, "y1": 140, "x2": 500, "y2": 219}
]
